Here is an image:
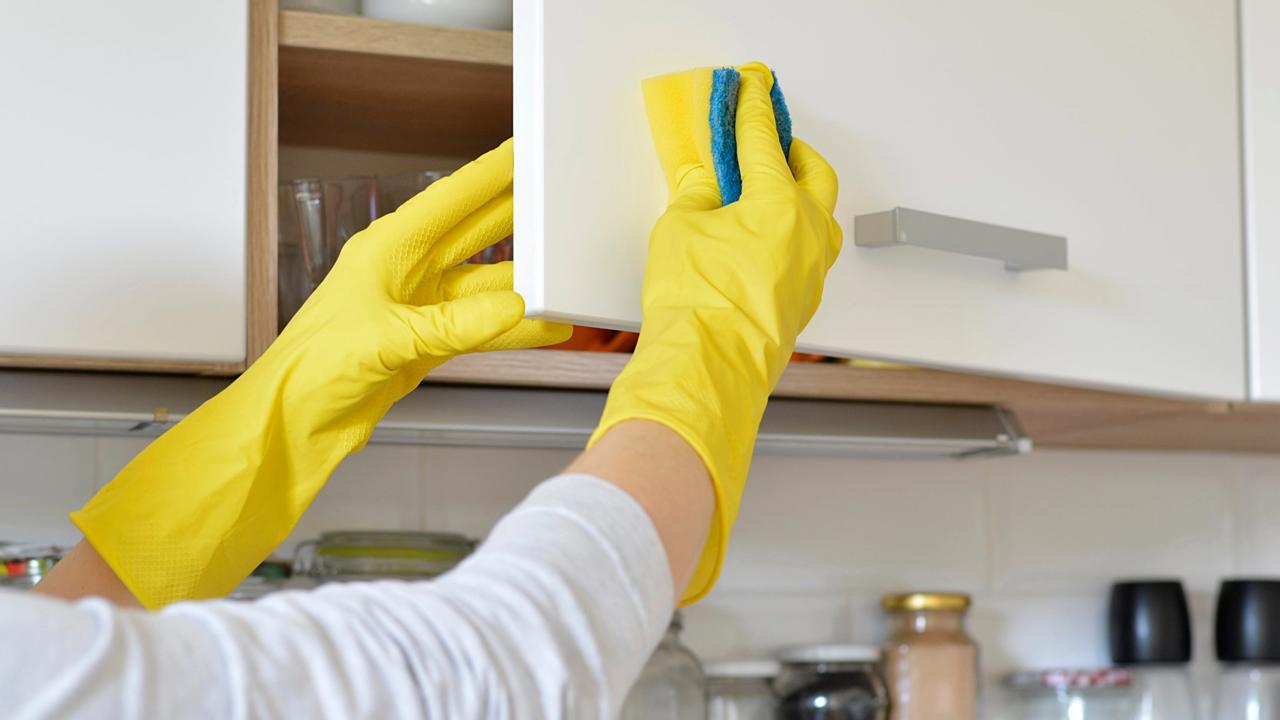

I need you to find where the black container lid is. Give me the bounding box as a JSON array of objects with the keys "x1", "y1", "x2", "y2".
[
  {"x1": 1216, "y1": 579, "x2": 1280, "y2": 663},
  {"x1": 1109, "y1": 580, "x2": 1192, "y2": 664}
]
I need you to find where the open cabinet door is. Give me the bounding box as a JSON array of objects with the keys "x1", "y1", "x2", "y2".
[{"x1": 513, "y1": 0, "x2": 1245, "y2": 400}]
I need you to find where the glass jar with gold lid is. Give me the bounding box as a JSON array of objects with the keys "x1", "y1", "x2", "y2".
[{"x1": 880, "y1": 592, "x2": 978, "y2": 720}]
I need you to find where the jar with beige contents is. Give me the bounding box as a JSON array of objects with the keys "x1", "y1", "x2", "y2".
[{"x1": 880, "y1": 592, "x2": 978, "y2": 720}]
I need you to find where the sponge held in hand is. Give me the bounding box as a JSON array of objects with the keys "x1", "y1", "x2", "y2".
[{"x1": 642, "y1": 63, "x2": 794, "y2": 205}]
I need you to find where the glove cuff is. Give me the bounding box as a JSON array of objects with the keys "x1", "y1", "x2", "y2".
[{"x1": 589, "y1": 313, "x2": 781, "y2": 604}]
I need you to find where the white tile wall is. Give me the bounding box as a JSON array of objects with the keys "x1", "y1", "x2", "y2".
[
  {"x1": 0, "y1": 433, "x2": 96, "y2": 545},
  {"x1": 718, "y1": 454, "x2": 989, "y2": 593},
  {"x1": 283, "y1": 445, "x2": 428, "y2": 555},
  {"x1": 987, "y1": 452, "x2": 1233, "y2": 594},
  {"x1": 5, "y1": 430, "x2": 1280, "y2": 698},
  {"x1": 1230, "y1": 456, "x2": 1280, "y2": 575}
]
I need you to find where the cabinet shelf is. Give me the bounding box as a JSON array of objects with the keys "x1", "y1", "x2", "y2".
[
  {"x1": 430, "y1": 350, "x2": 1280, "y2": 453},
  {"x1": 278, "y1": 10, "x2": 513, "y2": 155}
]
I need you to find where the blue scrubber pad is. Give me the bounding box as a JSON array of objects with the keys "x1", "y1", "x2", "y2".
[{"x1": 709, "y1": 68, "x2": 794, "y2": 205}]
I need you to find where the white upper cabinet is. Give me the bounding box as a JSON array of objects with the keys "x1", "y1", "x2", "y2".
[
  {"x1": 515, "y1": 0, "x2": 1245, "y2": 399},
  {"x1": 0, "y1": 2, "x2": 248, "y2": 364},
  {"x1": 1243, "y1": 0, "x2": 1280, "y2": 401}
]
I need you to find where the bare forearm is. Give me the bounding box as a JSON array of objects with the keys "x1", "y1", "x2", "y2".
[
  {"x1": 565, "y1": 419, "x2": 715, "y2": 602},
  {"x1": 33, "y1": 540, "x2": 141, "y2": 608}
]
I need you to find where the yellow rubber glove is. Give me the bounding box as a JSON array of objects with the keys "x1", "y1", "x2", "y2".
[
  {"x1": 72, "y1": 140, "x2": 569, "y2": 609},
  {"x1": 589, "y1": 63, "x2": 842, "y2": 604}
]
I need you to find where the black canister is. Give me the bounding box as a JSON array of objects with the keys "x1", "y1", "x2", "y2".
[
  {"x1": 1212, "y1": 579, "x2": 1280, "y2": 719},
  {"x1": 1109, "y1": 579, "x2": 1192, "y2": 663},
  {"x1": 1216, "y1": 579, "x2": 1280, "y2": 662},
  {"x1": 1108, "y1": 579, "x2": 1197, "y2": 719}
]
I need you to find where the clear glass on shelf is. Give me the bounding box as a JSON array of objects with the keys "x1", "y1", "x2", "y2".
[
  {"x1": 377, "y1": 169, "x2": 445, "y2": 217},
  {"x1": 278, "y1": 176, "x2": 378, "y2": 328},
  {"x1": 277, "y1": 182, "x2": 310, "y2": 329},
  {"x1": 290, "y1": 176, "x2": 377, "y2": 288},
  {"x1": 621, "y1": 611, "x2": 707, "y2": 720}
]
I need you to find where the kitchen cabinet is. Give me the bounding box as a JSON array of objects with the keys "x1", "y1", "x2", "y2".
[
  {"x1": 3, "y1": 4, "x2": 1277, "y2": 453},
  {"x1": 0, "y1": 1, "x2": 272, "y2": 373},
  {"x1": 1243, "y1": 0, "x2": 1280, "y2": 401},
  {"x1": 254, "y1": 8, "x2": 1280, "y2": 453},
  {"x1": 512, "y1": 0, "x2": 1246, "y2": 400}
]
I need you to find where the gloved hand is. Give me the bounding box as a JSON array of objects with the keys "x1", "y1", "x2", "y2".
[
  {"x1": 589, "y1": 63, "x2": 842, "y2": 604},
  {"x1": 72, "y1": 140, "x2": 569, "y2": 609}
]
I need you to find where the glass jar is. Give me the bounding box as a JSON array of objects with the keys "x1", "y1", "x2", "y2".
[
  {"x1": 0, "y1": 544, "x2": 64, "y2": 589},
  {"x1": 706, "y1": 660, "x2": 779, "y2": 720},
  {"x1": 774, "y1": 645, "x2": 889, "y2": 720},
  {"x1": 1002, "y1": 668, "x2": 1138, "y2": 720},
  {"x1": 1212, "y1": 666, "x2": 1280, "y2": 719},
  {"x1": 1212, "y1": 579, "x2": 1280, "y2": 720},
  {"x1": 621, "y1": 611, "x2": 707, "y2": 720},
  {"x1": 881, "y1": 592, "x2": 978, "y2": 720},
  {"x1": 1129, "y1": 666, "x2": 1199, "y2": 720},
  {"x1": 293, "y1": 531, "x2": 475, "y2": 582},
  {"x1": 229, "y1": 558, "x2": 304, "y2": 600}
]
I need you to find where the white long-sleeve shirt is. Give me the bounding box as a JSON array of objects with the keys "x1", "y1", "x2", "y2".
[{"x1": 0, "y1": 474, "x2": 675, "y2": 719}]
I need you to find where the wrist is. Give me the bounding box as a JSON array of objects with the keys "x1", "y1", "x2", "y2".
[{"x1": 596, "y1": 309, "x2": 780, "y2": 481}]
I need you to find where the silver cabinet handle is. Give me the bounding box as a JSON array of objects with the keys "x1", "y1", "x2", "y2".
[{"x1": 854, "y1": 207, "x2": 1068, "y2": 271}]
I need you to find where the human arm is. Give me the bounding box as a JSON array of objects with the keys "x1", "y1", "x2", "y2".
[
  {"x1": 573, "y1": 63, "x2": 842, "y2": 604},
  {"x1": 4, "y1": 474, "x2": 673, "y2": 719},
  {"x1": 566, "y1": 420, "x2": 714, "y2": 601},
  {"x1": 34, "y1": 140, "x2": 570, "y2": 609},
  {"x1": 12, "y1": 60, "x2": 842, "y2": 719},
  {"x1": 34, "y1": 541, "x2": 140, "y2": 608}
]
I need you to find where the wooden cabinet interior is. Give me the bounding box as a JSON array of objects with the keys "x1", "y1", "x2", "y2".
[{"x1": 277, "y1": 9, "x2": 513, "y2": 156}]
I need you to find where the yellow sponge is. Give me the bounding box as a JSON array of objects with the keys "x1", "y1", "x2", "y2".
[{"x1": 642, "y1": 61, "x2": 793, "y2": 205}]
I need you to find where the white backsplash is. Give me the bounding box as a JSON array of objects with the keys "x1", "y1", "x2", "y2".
[{"x1": 5, "y1": 431, "x2": 1280, "y2": 710}]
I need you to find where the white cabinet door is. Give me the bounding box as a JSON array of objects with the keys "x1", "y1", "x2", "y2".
[
  {"x1": 514, "y1": 0, "x2": 1245, "y2": 399},
  {"x1": 1243, "y1": 0, "x2": 1280, "y2": 401},
  {"x1": 0, "y1": 2, "x2": 247, "y2": 363}
]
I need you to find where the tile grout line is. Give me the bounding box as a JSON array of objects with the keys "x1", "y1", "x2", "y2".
[
  {"x1": 418, "y1": 445, "x2": 433, "y2": 531},
  {"x1": 981, "y1": 461, "x2": 997, "y2": 594},
  {"x1": 1225, "y1": 469, "x2": 1239, "y2": 577},
  {"x1": 91, "y1": 436, "x2": 107, "y2": 491}
]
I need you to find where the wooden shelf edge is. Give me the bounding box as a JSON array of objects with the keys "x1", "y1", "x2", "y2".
[
  {"x1": 430, "y1": 350, "x2": 1208, "y2": 412},
  {"x1": 0, "y1": 355, "x2": 243, "y2": 377},
  {"x1": 278, "y1": 9, "x2": 512, "y2": 66},
  {"x1": 431, "y1": 350, "x2": 624, "y2": 392},
  {"x1": 430, "y1": 349, "x2": 1280, "y2": 454}
]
